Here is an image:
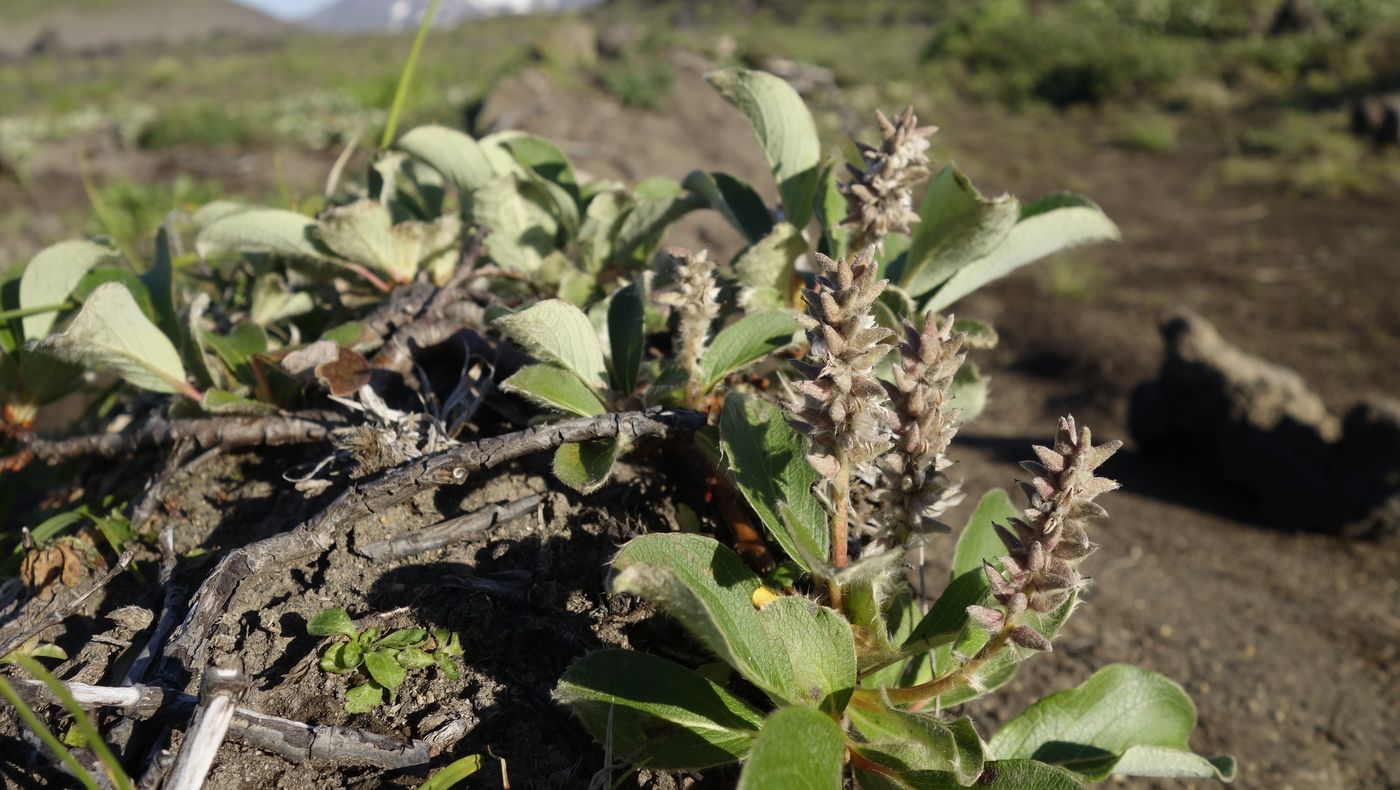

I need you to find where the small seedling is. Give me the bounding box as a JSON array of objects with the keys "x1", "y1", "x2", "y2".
[{"x1": 306, "y1": 608, "x2": 462, "y2": 714}]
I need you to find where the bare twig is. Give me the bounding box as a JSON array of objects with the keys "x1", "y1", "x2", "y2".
[
  {"x1": 354, "y1": 493, "x2": 542, "y2": 561},
  {"x1": 324, "y1": 131, "x2": 360, "y2": 200},
  {"x1": 25, "y1": 414, "x2": 340, "y2": 465},
  {"x1": 0, "y1": 549, "x2": 134, "y2": 659},
  {"x1": 155, "y1": 409, "x2": 704, "y2": 691},
  {"x1": 10, "y1": 679, "x2": 431, "y2": 769},
  {"x1": 166, "y1": 665, "x2": 246, "y2": 790}
]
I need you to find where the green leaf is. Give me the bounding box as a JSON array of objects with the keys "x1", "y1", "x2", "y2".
[
  {"x1": 850, "y1": 707, "x2": 985, "y2": 786},
  {"x1": 737, "y1": 706, "x2": 844, "y2": 790},
  {"x1": 938, "y1": 594, "x2": 1078, "y2": 707},
  {"x1": 576, "y1": 188, "x2": 626, "y2": 273},
  {"x1": 814, "y1": 159, "x2": 850, "y2": 261},
  {"x1": 142, "y1": 226, "x2": 179, "y2": 344},
  {"x1": 952, "y1": 489, "x2": 1018, "y2": 577},
  {"x1": 196, "y1": 208, "x2": 327, "y2": 261},
  {"x1": 364, "y1": 650, "x2": 408, "y2": 691},
  {"x1": 733, "y1": 222, "x2": 807, "y2": 310},
  {"x1": 607, "y1": 282, "x2": 644, "y2": 394},
  {"x1": 611, "y1": 534, "x2": 775, "y2": 692},
  {"x1": 990, "y1": 665, "x2": 1235, "y2": 782},
  {"x1": 496, "y1": 132, "x2": 581, "y2": 232},
  {"x1": 699, "y1": 311, "x2": 798, "y2": 394},
  {"x1": 200, "y1": 389, "x2": 277, "y2": 416},
  {"x1": 202, "y1": 322, "x2": 267, "y2": 382},
  {"x1": 947, "y1": 361, "x2": 988, "y2": 423},
  {"x1": 552, "y1": 438, "x2": 621, "y2": 494},
  {"x1": 612, "y1": 178, "x2": 702, "y2": 265},
  {"x1": 707, "y1": 68, "x2": 821, "y2": 230},
  {"x1": 415, "y1": 754, "x2": 483, "y2": 790},
  {"x1": 398, "y1": 125, "x2": 503, "y2": 195},
  {"x1": 316, "y1": 199, "x2": 460, "y2": 284},
  {"x1": 899, "y1": 165, "x2": 1020, "y2": 298},
  {"x1": 719, "y1": 392, "x2": 828, "y2": 569},
  {"x1": 39, "y1": 283, "x2": 191, "y2": 397},
  {"x1": 344, "y1": 682, "x2": 384, "y2": 713},
  {"x1": 500, "y1": 365, "x2": 605, "y2": 418},
  {"x1": 554, "y1": 649, "x2": 764, "y2": 770},
  {"x1": 901, "y1": 567, "x2": 988, "y2": 656},
  {"x1": 19, "y1": 240, "x2": 115, "y2": 341},
  {"x1": 395, "y1": 647, "x2": 435, "y2": 670},
  {"x1": 377, "y1": 628, "x2": 428, "y2": 649},
  {"x1": 471, "y1": 175, "x2": 559, "y2": 273},
  {"x1": 681, "y1": 170, "x2": 774, "y2": 244},
  {"x1": 755, "y1": 596, "x2": 856, "y2": 714},
  {"x1": 970, "y1": 760, "x2": 1086, "y2": 789},
  {"x1": 320, "y1": 641, "x2": 364, "y2": 674},
  {"x1": 250, "y1": 273, "x2": 315, "y2": 326},
  {"x1": 924, "y1": 194, "x2": 1120, "y2": 313},
  {"x1": 494, "y1": 299, "x2": 610, "y2": 395},
  {"x1": 307, "y1": 608, "x2": 358, "y2": 638}
]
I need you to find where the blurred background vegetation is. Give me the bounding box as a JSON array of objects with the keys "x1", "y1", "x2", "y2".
[{"x1": 2, "y1": 0, "x2": 1398, "y2": 264}]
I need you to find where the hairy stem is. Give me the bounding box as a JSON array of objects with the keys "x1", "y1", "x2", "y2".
[
  {"x1": 832, "y1": 449, "x2": 851, "y2": 569},
  {"x1": 864, "y1": 620, "x2": 1015, "y2": 708}
]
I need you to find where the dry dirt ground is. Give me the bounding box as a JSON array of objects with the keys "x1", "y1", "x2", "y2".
[{"x1": 2, "y1": 60, "x2": 1397, "y2": 789}]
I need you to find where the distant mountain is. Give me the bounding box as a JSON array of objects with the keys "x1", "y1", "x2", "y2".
[
  {"x1": 302, "y1": 0, "x2": 602, "y2": 32},
  {"x1": 0, "y1": 0, "x2": 285, "y2": 57}
]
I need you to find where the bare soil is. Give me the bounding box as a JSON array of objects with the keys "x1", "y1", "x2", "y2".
[{"x1": 2, "y1": 60, "x2": 1397, "y2": 790}]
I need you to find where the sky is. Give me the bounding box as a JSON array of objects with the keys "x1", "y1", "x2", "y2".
[{"x1": 230, "y1": 0, "x2": 339, "y2": 19}]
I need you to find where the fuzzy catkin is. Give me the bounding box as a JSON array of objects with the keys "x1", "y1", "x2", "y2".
[
  {"x1": 788, "y1": 248, "x2": 895, "y2": 478},
  {"x1": 870, "y1": 315, "x2": 967, "y2": 550},
  {"x1": 967, "y1": 416, "x2": 1122, "y2": 651},
  {"x1": 841, "y1": 106, "x2": 937, "y2": 254},
  {"x1": 661, "y1": 248, "x2": 720, "y2": 403}
]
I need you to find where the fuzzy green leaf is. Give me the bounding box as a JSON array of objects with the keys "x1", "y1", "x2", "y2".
[
  {"x1": 607, "y1": 282, "x2": 645, "y2": 394},
  {"x1": 202, "y1": 322, "x2": 267, "y2": 382},
  {"x1": 320, "y1": 641, "x2": 364, "y2": 674},
  {"x1": 719, "y1": 392, "x2": 828, "y2": 569},
  {"x1": 501, "y1": 365, "x2": 605, "y2": 418},
  {"x1": 814, "y1": 159, "x2": 850, "y2": 261},
  {"x1": 554, "y1": 649, "x2": 764, "y2": 770},
  {"x1": 20, "y1": 240, "x2": 116, "y2": 341},
  {"x1": 196, "y1": 208, "x2": 327, "y2": 261},
  {"x1": 733, "y1": 222, "x2": 808, "y2": 310},
  {"x1": 990, "y1": 665, "x2": 1235, "y2": 782},
  {"x1": 377, "y1": 628, "x2": 427, "y2": 649},
  {"x1": 495, "y1": 299, "x2": 610, "y2": 395},
  {"x1": 395, "y1": 647, "x2": 435, "y2": 670},
  {"x1": 552, "y1": 438, "x2": 621, "y2": 494},
  {"x1": 900, "y1": 165, "x2": 1020, "y2": 298},
  {"x1": 613, "y1": 178, "x2": 703, "y2": 265},
  {"x1": 681, "y1": 170, "x2": 774, "y2": 244},
  {"x1": 755, "y1": 596, "x2": 856, "y2": 714},
  {"x1": 364, "y1": 651, "x2": 407, "y2": 691},
  {"x1": 250, "y1": 273, "x2": 315, "y2": 326},
  {"x1": 472, "y1": 176, "x2": 559, "y2": 273},
  {"x1": 397, "y1": 125, "x2": 502, "y2": 194},
  {"x1": 699, "y1": 311, "x2": 798, "y2": 394},
  {"x1": 307, "y1": 609, "x2": 357, "y2": 638},
  {"x1": 142, "y1": 227, "x2": 179, "y2": 344},
  {"x1": 901, "y1": 567, "x2": 987, "y2": 657},
  {"x1": 737, "y1": 706, "x2": 844, "y2": 790},
  {"x1": 952, "y1": 489, "x2": 1019, "y2": 577},
  {"x1": 925, "y1": 194, "x2": 1120, "y2": 313},
  {"x1": 707, "y1": 68, "x2": 821, "y2": 230},
  {"x1": 850, "y1": 707, "x2": 985, "y2": 786},
  {"x1": 316, "y1": 199, "x2": 460, "y2": 284},
  {"x1": 611, "y1": 534, "x2": 778, "y2": 694},
  {"x1": 200, "y1": 389, "x2": 277, "y2": 416},
  {"x1": 39, "y1": 283, "x2": 190, "y2": 396},
  {"x1": 947, "y1": 361, "x2": 989, "y2": 423},
  {"x1": 344, "y1": 682, "x2": 384, "y2": 713}
]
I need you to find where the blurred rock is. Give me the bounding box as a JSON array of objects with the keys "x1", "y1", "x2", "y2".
[
  {"x1": 1130, "y1": 312, "x2": 1397, "y2": 537},
  {"x1": 1350, "y1": 94, "x2": 1400, "y2": 147}
]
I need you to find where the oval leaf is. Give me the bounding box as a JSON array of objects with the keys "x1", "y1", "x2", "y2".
[
  {"x1": 494, "y1": 299, "x2": 609, "y2": 394},
  {"x1": 552, "y1": 438, "x2": 621, "y2": 494},
  {"x1": 307, "y1": 608, "x2": 357, "y2": 638},
  {"x1": 363, "y1": 651, "x2": 407, "y2": 691},
  {"x1": 700, "y1": 310, "x2": 798, "y2": 394},
  {"x1": 925, "y1": 194, "x2": 1120, "y2": 313},
  {"x1": 900, "y1": 165, "x2": 1020, "y2": 298},
  {"x1": 196, "y1": 208, "x2": 327, "y2": 261},
  {"x1": 554, "y1": 649, "x2": 764, "y2": 770},
  {"x1": 733, "y1": 222, "x2": 808, "y2": 310},
  {"x1": 952, "y1": 488, "x2": 1019, "y2": 578},
  {"x1": 39, "y1": 282, "x2": 190, "y2": 396},
  {"x1": 681, "y1": 170, "x2": 774, "y2": 245},
  {"x1": 989, "y1": 664, "x2": 1234, "y2": 782},
  {"x1": 607, "y1": 282, "x2": 644, "y2": 394},
  {"x1": 706, "y1": 68, "x2": 821, "y2": 230},
  {"x1": 501, "y1": 364, "x2": 606, "y2": 418},
  {"x1": 737, "y1": 706, "x2": 844, "y2": 790},
  {"x1": 398, "y1": 125, "x2": 502, "y2": 194},
  {"x1": 20, "y1": 240, "x2": 116, "y2": 341}
]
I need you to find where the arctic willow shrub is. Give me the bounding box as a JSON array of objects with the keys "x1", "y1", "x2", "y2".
[{"x1": 554, "y1": 253, "x2": 1235, "y2": 788}]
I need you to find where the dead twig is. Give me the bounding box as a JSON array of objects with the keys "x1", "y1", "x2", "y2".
[
  {"x1": 155, "y1": 408, "x2": 705, "y2": 692},
  {"x1": 166, "y1": 665, "x2": 246, "y2": 790},
  {"x1": 25, "y1": 413, "x2": 340, "y2": 465},
  {"x1": 354, "y1": 493, "x2": 543, "y2": 561},
  {"x1": 10, "y1": 678, "x2": 432, "y2": 769},
  {"x1": 0, "y1": 549, "x2": 134, "y2": 659}
]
